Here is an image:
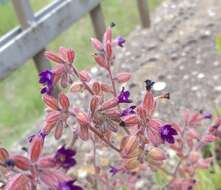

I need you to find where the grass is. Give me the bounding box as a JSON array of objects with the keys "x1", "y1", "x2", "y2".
[{"x1": 0, "y1": 0, "x2": 161, "y2": 148}]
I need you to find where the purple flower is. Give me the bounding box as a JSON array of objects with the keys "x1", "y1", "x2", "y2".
[
  {"x1": 144, "y1": 79, "x2": 155, "y2": 91},
  {"x1": 203, "y1": 112, "x2": 212, "y2": 119},
  {"x1": 120, "y1": 106, "x2": 136, "y2": 117},
  {"x1": 109, "y1": 166, "x2": 119, "y2": 176},
  {"x1": 58, "y1": 180, "x2": 83, "y2": 190},
  {"x1": 160, "y1": 124, "x2": 177, "y2": 144},
  {"x1": 39, "y1": 70, "x2": 54, "y2": 95},
  {"x1": 39, "y1": 70, "x2": 53, "y2": 85},
  {"x1": 55, "y1": 146, "x2": 76, "y2": 170},
  {"x1": 118, "y1": 87, "x2": 132, "y2": 103},
  {"x1": 115, "y1": 36, "x2": 126, "y2": 47}
]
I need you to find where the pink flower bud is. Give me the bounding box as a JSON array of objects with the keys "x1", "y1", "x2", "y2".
[
  {"x1": 122, "y1": 115, "x2": 139, "y2": 126},
  {"x1": 91, "y1": 38, "x2": 103, "y2": 51},
  {"x1": 43, "y1": 95, "x2": 58, "y2": 110},
  {"x1": 94, "y1": 55, "x2": 107, "y2": 69},
  {"x1": 103, "y1": 27, "x2": 112, "y2": 44},
  {"x1": 38, "y1": 156, "x2": 57, "y2": 168},
  {"x1": 197, "y1": 157, "x2": 213, "y2": 169},
  {"x1": 115, "y1": 72, "x2": 131, "y2": 83},
  {"x1": 71, "y1": 82, "x2": 84, "y2": 92},
  {"x1": 45, "y1": 51, "x2": 64, "y2": 64},
  {"x1": 136, "y1": 105, "x2": 146, "y2": 120},
  {"x1": 0, "y1": 147, "x2": 9, "y2": 161},
  {"x1": 143, "y1": 91, "x2": 155, "y2": 116},
  {"x1": 188, "y1": 128, "x2": 200, "y2": 140},
  {"x1": 58, "y1": 93, "x2": 70, "y2": 110},
  {"x1": 124, "y1": 158, "x2": 140, "y2": 170},
  {"x1": 79, "y1": 70, "x2": 91, "y2": 82},
  {"x1": 202, "y1": 134, "x2": 217, "y2": 144},
  {"x1": 188, "y1": 152, "x2": 200, "y2": 164},
  {"x1": 46, "y1": 111, "x2": 61, "y2": 126},
  {"x1": 79, "y1": 125, "x2": 89, "y2": 141},
  {"x1": 106, "y1": 42, "x2": 112, "y2": 58},
  {"x1": 90, "y1": 96, "x2": 100, "y2": 115},
  {"x1": 100, "y1": 83, "x2": 113, "y2": 94},
  {"x1": 103, "y1": 109, "x2": 121, "y2": 122},
  {"x1": 120, "y1": 136, "x2": 140, "y2": 159},
  {"x1": 12, "y1": 155, "x2": 31, "y2": 171},
  {"x1": 100, "y1": 97, "x2": 119, "y2": 110},
  {"x1": 76, "y1": 112, "x2": 90, "y2": 126},
  {"x1": 148, "y1": 147, "x2": 166, "y2": 161},
  {"x1": 147, "y1": 129, "x2": 163, "y2": 147},
  {"x1": 5, "y1": 174, "x2": 32, "y2": 190},
  {"x1": 54, "y1": 123, "x2": 64, "y2": 140},
  {"x1": 92, "y1": 82, "x2": 101, "y2": 95},
  {"x1": 43, "y1": 123, "x2": 55, "y2": 134},
  {"x1": 30, "y1": 135, "x2": 43, "y2": 162},
  {"x1": 66, "y1": 48, "x2": 75, "y2": 63}
]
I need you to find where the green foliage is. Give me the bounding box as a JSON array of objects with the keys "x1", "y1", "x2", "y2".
[{"x1": 216, "y1": 35, "x2": 221, "y2": 54}]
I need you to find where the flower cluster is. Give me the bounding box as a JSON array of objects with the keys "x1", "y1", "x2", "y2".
[{"x1": 0, "y1": 25, "x2": 220, "y2": 190}]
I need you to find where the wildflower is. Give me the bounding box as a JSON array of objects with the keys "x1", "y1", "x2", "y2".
[
  {"x1": 39, "y1": 70, "x2": 54, "y2": 95},
  {"x1": 115, "y1": 36, "x2": 126, "y2": 47},
  {"x1": 58, "y1": 180, "x2": 83, "y2": 190},
  {"x1": 55, "y1": 146, "x2": 76, "y2": 170},
  {"x1": 109, "y1": 166, "x2": 120, "y2": 176},
  {"x1": 118, "y1": 87, "x2": 132, "y2": 103},
  {"x1": 203, "y1": 112, "x2": 212, "y2": 119},
  {"x1": 160, "y1": 124, "x2": 177, "y2": 144},
  {"x1": 144, "y1": 79, "x2": 155, "y2": 91},
  {"x1": 120, "y1": 106, "x2": 136, "y2": 117}
]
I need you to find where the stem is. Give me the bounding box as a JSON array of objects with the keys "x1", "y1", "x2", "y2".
[
  {"x1": 92, "y1": 137, "x2": 99, "y2": 190},
  {"x1": 89, "y1": 125, "x2": 120, "y2": 153}
]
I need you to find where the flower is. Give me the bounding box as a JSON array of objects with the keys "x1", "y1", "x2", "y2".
[
  {"x1": 109, "y1": 166, "x2": 120, "y2": 176},
  {"x1": 115, "y1": 36, "x2": 126, "y2": 47},
  {"x1": 118, "y1": 87, "x2": 132, "y2": 103},
  {"x1": 120, "y1": 106, "x2": 136, "y2": 117},
  {"x1": 55, "y1": 146, "x2": 76, "y2": 170},
  {"x1": 144, "y1": 79, "x2": 155, "y2": 91},
  {"x1": 160, "y1": 124, "x2": 177, "y2": 144},
  {"x1": 203, "y1": 112, "x2": 212, "y2": 119},
  {"x1": 58, "y1": 180, "x2": 83, "y2": 190},
  {"x1": 39, "y1": 70, "x2": 54, "y2": 95}
]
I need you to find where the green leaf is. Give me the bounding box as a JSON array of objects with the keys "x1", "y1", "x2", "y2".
[{"x1": 216, "y1": 35, "x2": 221, "y2": 54}]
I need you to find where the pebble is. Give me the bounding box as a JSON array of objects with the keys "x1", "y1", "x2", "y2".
[
  {"x1": 197, "y1": 73, "x2": 205, "y2": 79},
  {"x1": 214, "y1": 86, "x2": 221, "y2": 92},
  {"x1": 153, "y1": 81, "x2": 167, "y2": 91}
]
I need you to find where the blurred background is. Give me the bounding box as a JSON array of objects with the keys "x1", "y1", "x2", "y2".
[{"x1": 0, "y1": 0, "x2": 161, "y2": 147}]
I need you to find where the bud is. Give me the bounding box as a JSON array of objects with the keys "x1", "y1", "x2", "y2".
[
  {"x1": 202, "y1": 134, "x2": 216, "y2": 144},
  {"x1": 71, "y1": 82, "x2": 84, "y2": 92},
  {"x1": 187, "y1": 128, "x2": 199, "y2": 140},
  {"x1": 43, "y1": 95, "x2": 58, "y2": 110},
  {"x1": 38, "y1": 156, "x2": 56, "y2": 168},
  {"x1": 100, "y1": 97, "x2": 119, "y2": 111},
  {"x1": 91, "y1": 38, "x2": 103, "y2": 51},
  {"x1": 188, "y1": 152, "x2": 200, "y2": 164},
  {"x1": 120, "y1": 136, "x2": 140, "y2": 159},
  {"x1": 45, "y1": 51, "x2": 64, "y2": 64},
  {"x1": 106, "y1": 42, "x2": 112, "y2": 58},
  {"x1": 92, "y1": 82, "x2": 101, "y2": 95},
  {"x1": 76, "y1": 112, "x2": 90, "y2": 126},
  {"x1": 0, "y1": 147, "x2": 9, "y2": 161},
  {"x1": 79, "y1": 125, "x2": 89, "y2": 141},
  {"x1": 94, "y1": 55, "x2": 107, "y2": 69},
  {"x1": 115, "y1": 72, "x2": 131, "y2": 83},
  {"x1": 58, "y1": 93, "x2": 70, "y2": 110},
  {"x1": 30, "y1": 135, "x2": 43, "y2": 162},
  {"x1": 136, "y1": 105, "x2": 146, "y2": 120},
  {"x1": 103, "y1": 109, "x2": 121, "y2": 122},
  {"x1": 103, "y1": 27, "x2": 112, "y2": 44},
  {"x1": 100, "y1": 83, "x2": 113, "y2": 94},
  {"x1": 90, "y1": 96, "x2": 99, "y2": 115},
  {"x1": 122, "y1": 115, "x2": 139, "y2": 126},
  {"x1": 143, "y1": 91, "x2": 155, "y2": 116},
  {"x1": 148, "y1": 147, "x2": 166, "y2": 161},
  {"x1": 197, "y1": 157, "x2": 213, "y2": 169},
  {"x1": 124, "y1": 158, "x2": 140, "y2": 170},
  {"x1": 79, "y1": 70, "x2": 91, "y2": 82},
  {"x1": 46, "y1": 111, "x2": 61, "y2": 126},
  {"x1": 54, "y1": 123, "x2": 64, "y2": 140},
  {"x1": 66, "y1": 48, "x2": 75, "y2": 63},
  {"x1": 12, "y1": 155, "x2": 31, "y2": 171},
  {"x1": 5, "y1": 174, "x2": 32, "y2": 190}
]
